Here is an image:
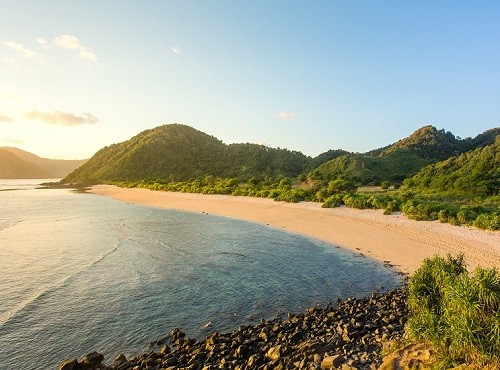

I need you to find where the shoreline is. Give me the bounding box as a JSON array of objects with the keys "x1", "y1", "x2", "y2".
[{"x1": 89, "y1": 185, "x2": 500, "y2": 275}]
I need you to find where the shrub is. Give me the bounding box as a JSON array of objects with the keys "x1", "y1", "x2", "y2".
[
  {"x1": 407, "y1": 255, "x2": 500, "y2": 367},
  {"x1": 322, "y1": 193, "x2": 345, "y2": 208}
]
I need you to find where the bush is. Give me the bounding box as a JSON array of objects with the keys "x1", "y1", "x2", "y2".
[
  {"x1": 343, "y1": 193, "x2": 375, "y2": 209},
  {"x1": 473, "y1": 213, "x2": 500, "y2": 230},
  {"x1": 322, "y1": 193, "x2": 345, "y2": 208},
  {"x1": 407, "y1": 255, "x2": 500, "y2": 367}
]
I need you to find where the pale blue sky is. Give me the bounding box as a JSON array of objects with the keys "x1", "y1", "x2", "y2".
[{"x1": 1, "y1": 1, "x2": 499, "y2": 159}]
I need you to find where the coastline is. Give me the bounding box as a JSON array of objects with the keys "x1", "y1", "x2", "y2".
[{"x1": 89, "y1": 185, "x2": 500, "y2": 275}]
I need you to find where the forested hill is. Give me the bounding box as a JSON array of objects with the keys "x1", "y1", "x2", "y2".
[
  {"x1": 310, "y1": 125, "x2": 499, "y2": 186},
  {"x1": 63, "y1": 124, "x2": 310, "y2": 184},
  {"x1": 403, "y1": 136, "x2": 500, "y2": 196},
  {"x1": 62, "y1": 123, "x2": 499, "y2": 186}
]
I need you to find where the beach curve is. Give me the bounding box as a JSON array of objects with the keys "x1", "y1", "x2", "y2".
[{"x1": 89, "y1": 185, "x2": 500, "y2": 274}]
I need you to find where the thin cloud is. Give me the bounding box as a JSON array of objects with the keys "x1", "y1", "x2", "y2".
[
  {"x1": 78, "y1": 49, "x2": 98, "y2": 62},
  {"x1": 52, "y1": 35, "x2": 98, "y2": 62},
  {"x1": 6, "y1": 138, "x2": 23, "y2": 144},
  {"x1": 1, "y1": 41, "x2": 42, "y2": 59},
  {"x1": 26, "y1": 110, "x2": 99, "y2": 126},
  {"x1": 171, "y1": 46, "x2": 181, "y2": 55},
  {"x1": 0, "y1": 115, "x2": 13, "y2": 122},
  {"x1": 275, "y1": 112, "x2": 297, "y2": 121},
  {"x1": 35, "y1": 36, "x2": 47, "y2": 46}
]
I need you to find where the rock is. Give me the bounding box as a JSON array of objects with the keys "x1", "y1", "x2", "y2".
[
  {"x1": 163, "y1": 356, "x2": 178, "y2": 366},
  {"x1": 341, "y1": 365, "x2": 358, "y2": 370},
  {"x1": 321, "y1": 354, "x2": 345, "y2": 368},
  {"x1": 236, "y1": 344, "x2": 250, "y2": 357},
  {"x1": 59, "y1": 358, "x2": 78, "y2": 370},
  {"x1": 61, "y1": 286, "x2": 409, "y2": 370},
  {"x1": 247, "y1": 354, "x2": 262, "y2": 368},
  {"x1": 159, "y1": 344, "x2": 171, "y2": 355},
  {"x1": 266, "y1": 345, "x2": 286, "y2": 361},
  {"x1": 112, "y1": 353, "x2": 127, "y2": 367},
  {"x1": 80, "y1": 351, "x2": 104, "y2": 368}
]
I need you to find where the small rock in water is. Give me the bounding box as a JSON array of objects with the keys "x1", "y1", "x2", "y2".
[
  {"x1": 202, "y1": 321, "x2": 212, "y2": 329},
  {"x1": 80, "y1": 351, "x2": 104, "y2": 368},
  {"x1": 58, "y1": 358, "x2": 77, "y2": 370}
]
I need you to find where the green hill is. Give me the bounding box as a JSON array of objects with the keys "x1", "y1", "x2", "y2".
[
  {"x1": 311, "y1": 149, "x2": 429, "y2": 185},
  {"x1": 403, "y1": 136, "x2": 500, "y2": 196},
  {"x1": 63, "y1": 124, "x2": 310, "y2": 184},
  {"x1": 0, "y1": 149, "x2": 54, "y2": 179},
  {"x1": 373, "y1": 125, "x2": 464, "y2": 160},
  {"x1": 311, "y1": 125, "x2": 499, "y2": 186},
  {"x1": 1, "y1": 147, "x2": 87, "y2": 178}
]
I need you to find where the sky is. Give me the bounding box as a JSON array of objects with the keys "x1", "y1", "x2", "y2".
[{"x1": 1, "y1": 1, "x2": 499, "y2": 159}]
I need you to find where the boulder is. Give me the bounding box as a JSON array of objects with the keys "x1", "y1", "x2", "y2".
[
  {"x1": 58, "y1": 358, "x2": 78, "y2": 370},
  {"x1": 321, "y1": 354, "x2": 345, "y2": 369},
  {"x1": 80, "y1": 351, "x2": 104, "y2": 368}
]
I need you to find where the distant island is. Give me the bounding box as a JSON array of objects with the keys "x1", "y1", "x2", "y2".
[{"x1": 0, "y1": 147, "x2": 87, "y2": 179}]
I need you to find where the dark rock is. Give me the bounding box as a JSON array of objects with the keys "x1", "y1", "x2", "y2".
[
  {"x1": 59, "y1": 358, "x2": 78, "y2": 370},
  {"x1": 80, "y1": 351, "x2": 104, "y2": 368},
  {"x1": 321, "y1": 354, "x2": 345, "y2": 368},
  {"x1": 62, "y1": 286, "x2": 408, "y2": 370}
]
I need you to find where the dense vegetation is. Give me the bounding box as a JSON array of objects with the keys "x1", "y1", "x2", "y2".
[
  {"x1": 406, "y1": 255, "x2": 500, "y2": 368},
  {"x1": 404, "y1": 136, "x2": 500, "y2": 196},
  {"x1": 63, "y1": 124, "x2": 310, "y2": 184},
  {"x1": 314, "y1": 125, "x2": 500, "y2": 187},
  {"x1": 310, "y1": 149, "x2": 429, "y2": 185}
]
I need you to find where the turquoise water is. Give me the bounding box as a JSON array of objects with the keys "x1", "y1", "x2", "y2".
[{"x1": 0, "y1": 180, "x2": 400, "y2": 369}]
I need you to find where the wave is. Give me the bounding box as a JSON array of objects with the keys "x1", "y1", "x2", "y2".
[{"x1": 0, "y1": 242, "x2": 122, "y2": 330}]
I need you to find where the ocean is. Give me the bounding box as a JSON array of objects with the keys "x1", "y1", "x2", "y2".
[{"x1": 0, "y1": 180, "x2": 400, "y2": 369}]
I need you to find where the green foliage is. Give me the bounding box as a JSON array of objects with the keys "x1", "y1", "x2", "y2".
[
  {"x1": 379, "y1": 125, "x2": 464, "y2": 161},
  {"x1": 407, "y1": 255, "x2": 500, "y2": 367},
  {"x1": 403, "y1": 137, "x2": 500, "y2": 196},
  {"x1": 322, "y1": 193, "x2": 346, "y2": 208},
  {"x1": 306, "y1": 149, "x2": 350, "y2": 171},
  {"x1": 63, "y1": 124, "x2": 310, "y2": 184},
  {"x1": 311, "y1": 149, "x2": 429, "y2": 186}
]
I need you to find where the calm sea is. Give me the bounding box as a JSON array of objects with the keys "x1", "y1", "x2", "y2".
[{"x1": 0, "y1": 180, "x2": 400, "y2": 369}]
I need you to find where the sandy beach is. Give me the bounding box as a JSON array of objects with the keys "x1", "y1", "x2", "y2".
[{"x1": 89, "y1": 185, "x2": 500, "y2": 275}]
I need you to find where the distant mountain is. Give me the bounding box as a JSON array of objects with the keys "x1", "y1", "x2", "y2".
[
  {"x1": 310, "y1": 125, "x2": 499, "y2": 186},
  {"x1": 1, "y1": 147, "x2": 87, "y2": 178},
  {"x1": 63, "y1": 124, "x2": 310, "y2": 184},
  {"x1": 0, "y1": 149, "x2": 54, "y2": 179},
  {"x1": 404, "y1": 136, "x2": 500, "y2": 196}
]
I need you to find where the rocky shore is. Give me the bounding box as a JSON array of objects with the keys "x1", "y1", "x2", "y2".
[{"x1": 59, "y1": 286, "x2": 408, "y2": 370}]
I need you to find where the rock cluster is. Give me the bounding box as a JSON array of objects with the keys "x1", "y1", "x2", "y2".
[{"x1": 60, "y1": 287, "x2": 407, "y2": 370}]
